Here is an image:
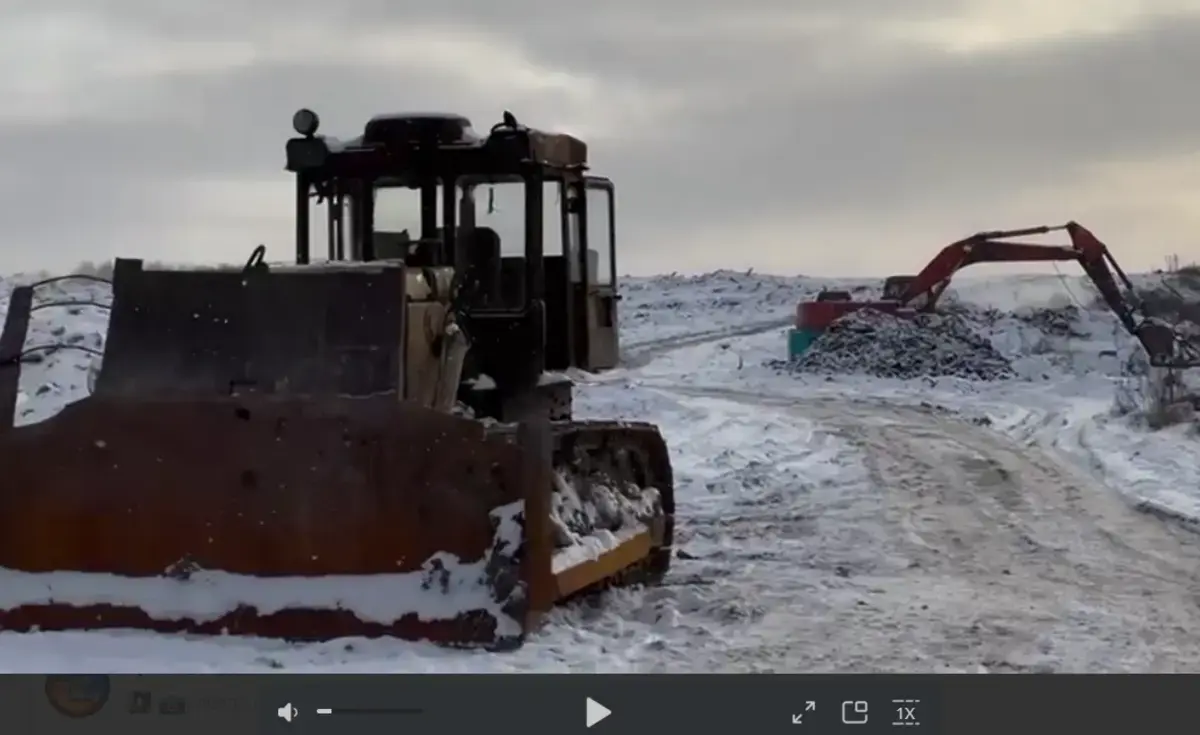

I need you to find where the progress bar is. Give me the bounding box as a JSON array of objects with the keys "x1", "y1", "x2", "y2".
[{"x1": 313, "y1": 707, "x2": 424, "y2": 716}]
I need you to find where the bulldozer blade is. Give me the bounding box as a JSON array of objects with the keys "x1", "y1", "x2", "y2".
[
  {"x1": 0, "y1": 259, "x2": 676, "y2": 648},
  {"x1": 0, "y1": 395, "x2": 552, "y2": 647}
]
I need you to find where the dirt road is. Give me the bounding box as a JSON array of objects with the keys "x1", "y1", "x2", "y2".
[{"x1": 655, "y1": 384, "x2": 1200, "y2": 672}]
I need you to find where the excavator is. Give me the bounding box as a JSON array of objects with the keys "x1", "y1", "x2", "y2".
[
  {"x1": 789, "y1": 223, "x2": 1200, "y2": 369},
  {"x1": 0, "y1": 109, "x2": 675, "y2": 649}
]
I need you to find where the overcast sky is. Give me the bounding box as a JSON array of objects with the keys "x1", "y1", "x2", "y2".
[{"x1": 3, "y1": 0, "x2": 1199, "y2": 276}]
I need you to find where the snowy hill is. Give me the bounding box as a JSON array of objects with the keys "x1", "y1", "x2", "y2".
[{"x1": 1, "y1": 266, "x2": 1200, "y2": 672}]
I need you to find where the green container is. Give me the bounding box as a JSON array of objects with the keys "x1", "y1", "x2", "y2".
[{"x1": 787, "y1": 328, "x2": 822, "y2": 359}]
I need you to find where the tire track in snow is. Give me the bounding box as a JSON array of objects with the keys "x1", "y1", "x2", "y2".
[
  {"x1": 996, "y1": 406, "x2": 1200, "y2": 535},
  {"x1": 650, "y1": 384, "x2": 1200, "y2": 672},
  {"x1": 620, "y1": 318, "x2": 791, "y2": 369},
  {"x1": 530, "y1": 389, "x2": 877, "y2": 673}
]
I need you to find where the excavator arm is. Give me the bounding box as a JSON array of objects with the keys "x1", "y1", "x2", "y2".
[
  {"x1": 1065, "y1": 222, "x2": 1200, "y2": 369},
  {"x1": 889, "y1": 222, "x2": 1200, "y2": 369},
  {"x1": 1061, "y1": 222, "x2": 1140, "y2": 335},
  {"x1": 891, "y1": 225, "x2": 1081, "y2": 310}
]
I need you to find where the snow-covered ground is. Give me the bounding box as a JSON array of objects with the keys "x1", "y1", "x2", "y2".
[{"x1": 2, "y1": 267, "x2": 1200, "y2": 672}]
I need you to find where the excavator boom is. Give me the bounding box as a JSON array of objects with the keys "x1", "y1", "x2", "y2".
[{"x1": 889, "y1": 225, "x2": 1081, "y2": 309}]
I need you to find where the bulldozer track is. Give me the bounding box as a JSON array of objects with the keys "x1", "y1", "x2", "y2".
[
  {"x1": 486, "y1": 417, "x2": 676, "y2": 583},
  {"x1": 648, "y1": 383, "x2": 1200, "y2": 670}
]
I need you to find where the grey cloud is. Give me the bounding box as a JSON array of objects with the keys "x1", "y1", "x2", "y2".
[
  {"x1": 608, "y1": 15, "x2": 1200, "y2": 234},
  {"x1": 2, "y1": 1, "x2": 1199, "y2": 273},
  {"x1": 0, "y1": 172, "x2": 151, "y2": 270},
  {"x1": 28, "y1": 0, "x2": 951, "y2": 34}
]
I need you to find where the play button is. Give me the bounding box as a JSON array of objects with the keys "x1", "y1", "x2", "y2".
[{"x1": 586, "y1": 697, "x2": 611, "y2": 728}]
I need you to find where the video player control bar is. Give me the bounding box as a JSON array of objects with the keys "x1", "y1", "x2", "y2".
[
  {"x1": 262, "y1": 674, "x2": 1200, "y2": 734},
  {"x1": 270, "y1": 678, "x2": 940, "y2": 733}
]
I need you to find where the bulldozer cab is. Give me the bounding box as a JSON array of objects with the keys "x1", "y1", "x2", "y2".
[{"x1": 287, "y1": 110, "x2": 621, "y2": 400}]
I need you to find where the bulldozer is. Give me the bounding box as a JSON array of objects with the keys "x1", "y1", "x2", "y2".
[{"x1": 0, "y1": 109, "x2": 675, "y2": 649}]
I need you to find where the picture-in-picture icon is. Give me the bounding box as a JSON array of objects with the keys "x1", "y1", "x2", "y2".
[{"x1": 842, "y1": 700, "x2": 869, "y2": 725}]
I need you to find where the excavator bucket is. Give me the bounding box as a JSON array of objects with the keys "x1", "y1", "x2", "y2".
[
  {"x1": 1137, "y1": 320, "x2": 1200, "y2": 368},
  {"x1": 0, "y1": 259, "x2": 673, "y2": 648}
]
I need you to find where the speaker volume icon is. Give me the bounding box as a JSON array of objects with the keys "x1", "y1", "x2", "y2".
[{"x1": 277, "y1": 703, "x2": 298, "y2": 723}]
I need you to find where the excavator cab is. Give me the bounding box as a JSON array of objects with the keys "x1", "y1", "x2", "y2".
[
  {"x1": 0, "y1": 109, "x2": 674, "y2": 649},
  {"x1": 882, "y1": 275, "x2": 915, "y2": 301}
]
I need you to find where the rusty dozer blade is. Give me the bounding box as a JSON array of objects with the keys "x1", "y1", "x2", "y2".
[
  {"x1": 0, "y1": 396, "x2": 543, "y2": 646},
  {"x1": 0, "y1": 258, "x2": 675, "y2": 648}
]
